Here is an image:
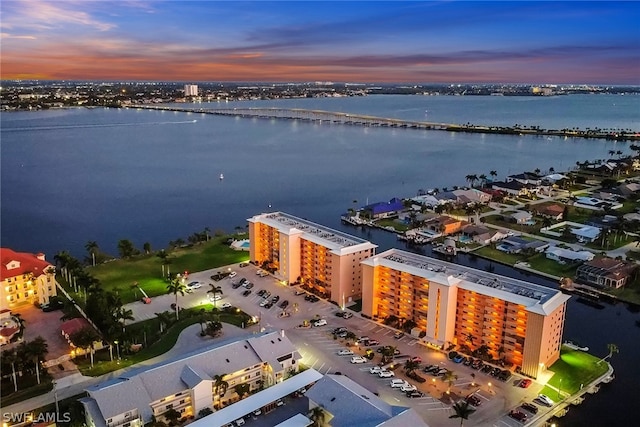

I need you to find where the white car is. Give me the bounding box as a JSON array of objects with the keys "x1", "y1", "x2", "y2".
[
  {"x1": 314, "y1": 319, "x2": 327, "y2": 327},
  {"x1": 537, "y1": 394, "x2": 554, "y2": 406},
  {"x1": 186, "y1": 281, "x2": 203, "y2": 290},
  {"x1": 220, "y1": 302, "x2": 232, "y2": 309},
  {"x1": 234, "y1": 418, "x2": 245, "y2": 427},
  {"x1": 400, "y1": 384, "x2": 417, "y2": 393},
  {"x1": 350, "y1": 356, "x2": 367, "y2": 364},
  {"x1": 208, "y1": 294, "x2": 222, "y2": 301},
  {"x1": 338, "y1": 349, "x2": 354, "y2": 356},
  {"x1": 369, "y1": 366, "x2": 383, "y2": 374},
  {"x1": 390, "y1": 379, "x2": 408, "y2": 388},
  {"x1": 228, "y1": 271, "x2": 237, "y2": 278},
  {"x1": 378, "y1": 370, "x2": 395, "y2": 378},
  {"x1": 259, "y1": 299, "x2": 270, "y2": 307}
]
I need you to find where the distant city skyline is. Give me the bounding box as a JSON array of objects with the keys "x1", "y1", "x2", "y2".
[{"x1": 1, "y1": 0, "x2": 639, "y2": 84}]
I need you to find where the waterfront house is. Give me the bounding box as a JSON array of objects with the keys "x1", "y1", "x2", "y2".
[
  {"x1": 498, "y1": 236, "x2": 548, "y2": 254},
  {"x1": 507, "y1": 172, "x2": 543, "y2": 186},
  {"x1": 452, "y1": 188, "x2": 492, "y2": 204},
  {"x1": 81, "y1": 331, "x2": 301, "y2": 427},
  {"x1": 491, "y1": 180, "x2": 537, "y2": 197},
  {"x1": 424, "y1": 215, "x2": 465, "y2": 236},
  {"x1": 362, "y1": 198, "x2": 404, "y2": 219},
  {"x1": 573, "y1": 196, "x2": 622, "y2": 211},
  {"x1": 533, "y1": 204, "x2": 565, "y2": 221},
  {"x1": 575, "y1": 257, "x2": 637, "y2": 289},
  {"x1": 461, "y1": 224, "x2": 506, "y2": 245},
  {"x1": 545, "y1": 246, "x2": 594, "y2": 264}
]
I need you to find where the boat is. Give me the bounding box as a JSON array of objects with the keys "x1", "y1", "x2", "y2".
[
  {"x1": 563, "y1": 340, "x2": 589, "y2": 351},
  {"x1": 219, "y1": 173, "x2": 224, "y2": 180}
]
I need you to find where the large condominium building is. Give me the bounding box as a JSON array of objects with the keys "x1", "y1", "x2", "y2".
[
  {"x1": 248, "y1": 212, "x2": 377, "y2": 304},
  {"x1": 184, "y1": 84, "x2": 198, "y2": 96},
  {"x1": 361, "y1": 249, "x2": 570, "y2": 379},
  {"x1": 81, "y1": 331, "x2": 301, "y2": 427},
  {"x1": 1, "y1": 248, "x2": 57, "y2": 311}
]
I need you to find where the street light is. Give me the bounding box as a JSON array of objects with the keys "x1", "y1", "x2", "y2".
[
  {"x1": 488, "y1": 382, "x2": 493, "y2": 394},
  {"x1": 114, "y1": 340, "x2": 121, "y2": 362}
]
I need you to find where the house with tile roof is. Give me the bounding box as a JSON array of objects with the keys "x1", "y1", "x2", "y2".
[
  {"x1": 575, "y1": 257, "x2": 637, "y2": 289},
  {"x1": 1, "y1": 248, "x2": 57, "y2": 311},
  {"x1": 81, "y1": 330, "x2": 301, "y2": 427}
]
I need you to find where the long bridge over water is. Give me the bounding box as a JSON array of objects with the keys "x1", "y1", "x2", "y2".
[{"x1": 126, "y1": 105, "x2": 639, "y2": 141}]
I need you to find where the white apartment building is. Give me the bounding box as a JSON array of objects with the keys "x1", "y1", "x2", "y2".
[
  {"x1": 184, "y1": 84, "x2": 198, "y2": 96},
  {"x1": 81, "y1": 331, "x2": 300, "y2": 427}
]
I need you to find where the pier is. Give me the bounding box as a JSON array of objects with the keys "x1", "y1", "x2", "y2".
[{"x1": 126, "y1": 105, "x2": 639, "y2": 141}]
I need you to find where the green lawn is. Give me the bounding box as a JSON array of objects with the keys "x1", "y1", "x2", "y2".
[
  {"x1": 84, "y1": 235, "x2": 250, "y2": 304},
  {"x1": 546, "y1": 347, "x2": 609, "y2": 395},
  {"x1": 474, "y1": 246, "x2": 525, "y2": 266},
  {"x1": 76, "y1": 305, "x2": 253, "y2": 376},
  {"x1": 525, "y1": 253, "x2": 580, "y2": 278},
  {"x1": 0, "y1": 376, "x2": 53, "y2": 407},
  {"x1": 374, "y1": 218, "x2": 410, "y2": 232}
]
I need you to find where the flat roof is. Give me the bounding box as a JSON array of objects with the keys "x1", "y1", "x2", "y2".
[
  {"x1": 250, "y1": 212, "x2": 377, "y2": 253},
  {"x1": 362, "y1": 249, "x2": 569, "y2": 314},
  {"x1": 190, "y1": 368, "x2": 323, "y2": 427},
  {"x1": 274, "y1": 414, "x2": 312, "y2": 427}
]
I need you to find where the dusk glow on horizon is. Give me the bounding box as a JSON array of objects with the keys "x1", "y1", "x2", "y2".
[{"x1": 1, "y1": 0, "x2": 639, "y2": 84}]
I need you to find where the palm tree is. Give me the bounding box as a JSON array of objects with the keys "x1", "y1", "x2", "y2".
[
  {"x1": 489, "y1": 170, "x2": 498, "y2": 181},
  {"x1": 449, "y1": 400, "x2": 476, "y2": 426},
  {"x1": 69, "y1": 326, "x2": 100, "y2": 368},
  {"x1": 155, "y1": 311, "x2": 173, "y2": 333},
  {"x1": 27, "y1": 336, "x2": 48, "y2": 385},
  {"x1": 143, "y1": 242, "x2": 151, "y2": 254},
  {"x1": 85, "y1": 241, "x2": 99, "y2": 266},
  {"x1": 465, "y1": 174, "x2": 478, "y2": 188},
  {"x1": 2, "y1": 348, "x2": 19, "y2": 392},
  {"x1": 308, "y1": 406, "x2": 327, "y2": 427},
  {"x1": 166, "y1": 277, "x2": 186, "y2": 320},
  {"x1": 404, "y1": 359, "x2": 420, "y2": 375},
  {"x1": 604, "y1": 343, "x2": 619, "y2": 362},
  {"x1": 207, "y1": 284, "x2": 223, "y2": 309},
  {"x1": 380, "y1": 345, "x2": 397, "y2": 364},
  {"x1": 213, "y1": 374, "x2": 229, "y2": 408},
  {"x1": 442, "y1": 369, "x2": 458, "y2": 394},
  {"x1": 478, "y1": 174, "x2": 487, "y2": 188}
]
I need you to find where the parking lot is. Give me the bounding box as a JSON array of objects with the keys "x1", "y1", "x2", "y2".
[{"x1": 127, "y1": 263, "x2": 556, "y2": 426}]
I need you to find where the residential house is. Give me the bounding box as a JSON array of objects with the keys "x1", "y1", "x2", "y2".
[
  {"x1": 570, "y1": 225, "x2": 601, "y2": 243},
  {"x1": 575, "y1": 257, "x2": 637, "y2": 289},
  {"x1": 534, "y1": 204, "x2": 565, "y2": 221},
  {"x1": 545, "y1": 247, "x2": 595, "y2": 264},
  {"x1": 461, "y1": 224, "x2": 506, "y2": 245},
  {"x1": 510, "y1": 211, "x2": 534, "y2": 225},
  {"x1": 362, "y1": 198, "x2": 404, "y2": 219},
  {"x1": 492, "y1": 181, "x2": 538, "y2": 197},
  {"x1": 81, "y1": 331, "x2": 301, "y2": 427},
  {"x1": 1, "y1": 248, "x2": 57, "y2": 311},
  {"x1": 619, "y1": 182, "x2": 640, "y2": 197},
  {"x1": 452, "y1": 188, "x2": 492, "y2": 204},
  {"x1": 507, "y1": 172, "x2": 543, "y2": 185},
  {"x1": 573, "y1": 196, "x2": 622, "y2": 211},
  {"x1": 498, "y1": 237, "x2": 549, "y2": 254},
  {"x1": 424, "y1": 215, "x2": 465, "y2": 236},
  {"x1": 304, "y1": 374, "x2": 429, "y2": 427}
]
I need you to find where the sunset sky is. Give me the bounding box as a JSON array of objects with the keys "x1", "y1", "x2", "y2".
[{"x1": 2, "y1": 0, "x2": 639, "y2": 83}]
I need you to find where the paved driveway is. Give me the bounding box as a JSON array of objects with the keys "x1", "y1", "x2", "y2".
[{"x1": 4, "y1": 303, "x2": 70, "y2": 360}]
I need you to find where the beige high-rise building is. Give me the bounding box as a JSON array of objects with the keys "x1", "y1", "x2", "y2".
[
  {"x1": 248, "y1": 212, "x2": 377, "y2": 304},
  {"x1": 361, "y1": 249, "x2": 569, "y2": 378},
  {"x1": 184, "y1": 84, "x2": 198, "y2": 96}
]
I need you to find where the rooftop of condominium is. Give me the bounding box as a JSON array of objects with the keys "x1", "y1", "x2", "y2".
[
  {"x1": 251, "y1": 212, "x2": 377, "y2": 251},
  {"x1": 365, "y1": 249, "x2": 569, "y2": 313}
]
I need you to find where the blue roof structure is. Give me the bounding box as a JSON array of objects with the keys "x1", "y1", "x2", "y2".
[{"x1": 363, "y1": 198, "x2": 404, "y2": 215}]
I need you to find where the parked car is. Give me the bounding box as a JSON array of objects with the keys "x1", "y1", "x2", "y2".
[
  {"x1": 186, "y1": 281, "x2": 203, "y2": 290},
  {"x1": 367, "y1": 339, "x2": 380, "y2": 346},
  {"x1": 259, "y1": 299, "x2": 270, "y2": 307},
  {"x1": 232, "y1": 281, "x2": 243, "y2": 289},
  {"x1": 453, "y1": 354, "x2": 465, "y2": 363},
  {"x1": 400, "y1": 384, "x2": 417, "y2": 393},
  {"x1": 350, "y1": 356, "x2": 367, "y2": 364},
  {"x1": 221, "y1": 302, "x2": 232, "y2": 309},
  {"x1": 271, "y1": 295, "x2": 280, "y2": 303},
  {"x1": 520, "y1": 402, "x2": 539, "y2": 414},
  {"x1": 411, "y1": 356, "x2": 422, "y2": 363},
  {"x1": 228, "y1": 271, "x2": 237, "y2": 278},
  {"x1": 465, "y1": 394, "x2": 482, "y2": 407},
  {"x1": 498, "y1": 370, "x2": 512, "y2": 382},
  {"x1": 279, "y1": 300, "x2": 289, "y2": 309},
  {"x1": 406, "y1": 390, "x2": 425, "y2": 398},
  {"x1": 463, "y1": 357, "x2": 474, "y2": 366},
  {"x1": 242, "y1": 289, "x2": 252, "y2": 297},
  {"x1": 536, "y1": 394, "x2": 554, "y2": 407},
  {"x1": 393, "y1": 331, "x2": 405, "y2": 339},
  {"x1": 257, "y1": 289, "x2": 266, "y2": 297},
  {"x1": 407, "y1": 371, "x2": 426, "y2": 383},
  {"x1": 342, "y1": 312, "x2": 353, "y2": 319},
  {"x1": 369, "y1": 366, "x2": 383, "y2": 374},
  {"x1": 508, "y1": 410, "x2": 527, "y2": 422},
  {"x1": 389, "y1": 379, "x2": 409, "y2": 388},
  {"x1": 253, "y1": 409, "x2": 261, "y2": 416},
  {"x1": 314, "y1": 319, "x2": 327, "y2": 327},
  {"x1": 234, "y1": 418, "x2": 245, "y2": 426},
  {"x1": 378, "y1": 370, "x2": 395, "y2": 378},
  {"x1": 243, "y1": 281, "x2": 254, "y2": 289},
  {"x1": 338, "y1": 349, "x2": 354, "y2": 356},
  {"x1": 41, "y1": 297, "x2": 65, "y2": 312},
  {"x1": 423, "y1": 364, "x2": 438, "y2": 373},
  {"x1": 332, "y1": 327, "x2": 347, "y2": 334},
  {"x1": 519, "y1": 379, "x2": 532, "y2": 388},
  {"x1": 239, "y1": 262, "x2": 249, "y2": 267},
  {"x1": 448, "y1": 351, "x2": 459, "y2": 360},
  {"x1": 208, "y1": 294, "x2": 222, "y2": 301},
  {"x1": 275, "y1": 399, "x2": 284, "y2": 407},
  {"x1": 294, "y1": 290, "x2": 306, "y2": 296},
  {"x1": 263, "y1": 302, "x2": 273, "y2": 309}
]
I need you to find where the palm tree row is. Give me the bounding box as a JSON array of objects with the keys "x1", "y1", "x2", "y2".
[{"x1": 1, "y1": 336, "x2": 49, "y2": 391}]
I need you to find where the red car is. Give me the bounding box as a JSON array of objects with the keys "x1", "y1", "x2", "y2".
[{"x1": 519, "y1": 379, "x2": 532, "y2": 388}]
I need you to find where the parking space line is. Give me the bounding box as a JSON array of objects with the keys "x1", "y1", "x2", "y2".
[{"x1": 407, "y1": 339, "x2": 418, "y2": 346}]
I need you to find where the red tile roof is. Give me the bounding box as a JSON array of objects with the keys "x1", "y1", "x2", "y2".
[
  {"x1": 1, "y1": 248, "x2": 53, "y2": 280},
  {"x1": 61, "y1": 318, "x2": 91, "y2": 337}
]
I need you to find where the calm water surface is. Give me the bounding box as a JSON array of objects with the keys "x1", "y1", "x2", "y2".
[{"x1": 1, "y1": 95, "x2": 639, "y2": 426}]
